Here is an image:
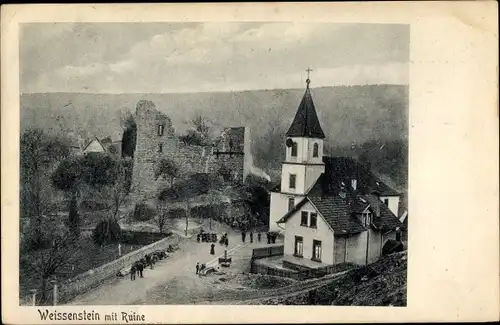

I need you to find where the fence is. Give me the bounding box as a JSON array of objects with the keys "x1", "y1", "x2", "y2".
[
  {"x1": 21, "y1": 234, "x2": 180, "y2": 306},
  {"x1": 250, "y1": 246, "x2": 356, "y2": 281},
  {"x1": 251, "y1": 245, "x2": 284, "y2": 260},
  {"x1": 250, "y1": 263, "x2": 300, "y2": 280}
]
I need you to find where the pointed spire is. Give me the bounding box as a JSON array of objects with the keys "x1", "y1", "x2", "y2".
[{"x1": 285, "y1": 70, "x2": 325, "y2": 139}]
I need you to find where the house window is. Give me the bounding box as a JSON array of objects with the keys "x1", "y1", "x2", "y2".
[
  {"x1": 313, "y1": 143, "x2": 319, "y2": 157},
  {"x1": 384, "y1": 198, "x2": 389, "y2": 206},
  {"x1": 310, "y1": 213, "x2": 317, "y2": 228},
  {"x1": 291, "y1": 142, "x2": 298, "y2": 157},
  {"x1": 158, "y1": 143, "x2": 163, "y2": 153},
  {"x1": 363, "y1": 212, "x2": 372, "y2": 226},
  {"x1": 300, "y1": 211, "x2": 308, "y2": 226},
  {"x1": 289, "y1": 174, "x2": 296, "y2": 189},
  {"x1": 312, "y1": 240, "x2": 322, "y2": 261},
  {"x1": 288, "y1": 198, "x2": 295, "y2": 212},
  {"x1": 294, "y1": 236, "x2": 303, "y2": 257},
  {"x1": 158, "y1": 124, "x2": 164, "y2": 136}
]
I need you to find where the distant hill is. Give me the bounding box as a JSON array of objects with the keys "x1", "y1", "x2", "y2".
[{"x1": 20, "y1": 84, "x2": 408, "y2": 188}]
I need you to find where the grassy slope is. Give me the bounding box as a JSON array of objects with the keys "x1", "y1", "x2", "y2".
[{"x1": 259, "y1": 251, "x2": 408, "y2": 306}]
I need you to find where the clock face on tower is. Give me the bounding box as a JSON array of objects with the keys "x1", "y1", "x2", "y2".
[{"x1": 286, "y1": 138, "x2": 293, "y2": 147}]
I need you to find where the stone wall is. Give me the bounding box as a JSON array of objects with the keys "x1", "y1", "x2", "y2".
[
  {"x1": 131, "y1": 100, "x2": 246, "y2": 202},
  {"x1": 20, "y1": 234, "x2": 179, "y2": 306}
]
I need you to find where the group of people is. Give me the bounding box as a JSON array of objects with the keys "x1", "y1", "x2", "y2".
[
  {"x1": 238, "y1": 230, "x2": 278, "y2": 244},
  {"x1": 196, "y1": 230, "x2": 217, "y2": 243},
  {"x1": 129, "y1": 250, "x2": 168, "y2": 281}
]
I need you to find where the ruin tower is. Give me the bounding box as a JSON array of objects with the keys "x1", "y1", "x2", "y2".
[{"x1": 131, "y1": 100, "x2": 177, "y2": 202}]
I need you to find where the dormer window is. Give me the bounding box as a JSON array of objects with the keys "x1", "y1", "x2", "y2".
[
  {"x1": 313, "y1": 143, "x2": 319, "y2": 157},
  {"x1": 362, "y1": 212, "x2": 372, "y2": 227},
  {"x1": 158, "y1": 124, "x2": 164, "y2": 136},
  {"x1": 291, "y1": 142, "x2": 298, "y2": 157}
]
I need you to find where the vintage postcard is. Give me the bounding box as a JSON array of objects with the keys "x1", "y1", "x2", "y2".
[{"x1": 1, "y1": 2, "x2": 499, "y2": 324}]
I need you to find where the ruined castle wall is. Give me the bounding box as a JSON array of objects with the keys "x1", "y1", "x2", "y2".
[{"x1": 131, "y1": 100, "x2": 246, "y2": 202}]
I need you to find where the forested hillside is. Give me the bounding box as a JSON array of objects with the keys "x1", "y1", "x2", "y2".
[{"x1": 20, "y1": 84, "x2": 408, "y2": 190}]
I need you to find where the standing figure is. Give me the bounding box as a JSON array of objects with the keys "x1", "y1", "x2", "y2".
[
  {"x1": 250, "y1": 232, "x2": 254, "y2": 243},
  {"x1": 257, "y1": 232, "x2": 262, "y2": 242},
  {"x1": 130, "y1": 265, "x2": 136, "y2": 281},
  {"x1": 241, "y1": 231, "x2": 246, "y2": 243},
  {"x1": 196, "y1": 262, "x2": 200, "y2": 275},
  {"x1": 210, "y1": 243, "x2": 215, "y2": 255},
  {"x1": 266, "y1": 232, "x2": 271, "y2": 244},
  {"x1": 137, "y1": 262, "x2": 144, "y2": 278},
  {"x1": 197, "y1": 233, "x2": 200, "y2": 243},
  {"x1": 225, "y1": 236, "x2": 229, "y2": 248}
]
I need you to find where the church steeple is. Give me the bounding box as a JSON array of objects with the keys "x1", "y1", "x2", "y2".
[{"x1": 286, "y1": 70, "x2": 325, "y2": 139}]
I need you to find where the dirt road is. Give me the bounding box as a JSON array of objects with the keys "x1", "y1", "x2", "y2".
[{"x1": 68, "y1": 223, "x2": 265, "y2": 305}]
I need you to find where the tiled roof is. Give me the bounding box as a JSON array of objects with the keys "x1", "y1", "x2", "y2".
[
  {"x1": 363, "y1": 194, "x2": 403, "y2": 231},
  {"x1": 309, "y1": 196, "x2": 366, "y2": 234},
  {"x1": 285, "y1": 87, "x2": 325, "y2": 139},
  {"x1": 267, "y1": 181, "x2": 281, "y2": 192},
  {"x1": 277, "y1": 193, "x2": 402, "y2": 234},
  {"x1": 277, "y1": 198, "x2": 309, "y2": 224},
  {"x1": 308, "y1": 156, "x2": 400, "y2": 196}
]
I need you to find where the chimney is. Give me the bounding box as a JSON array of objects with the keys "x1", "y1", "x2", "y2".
[{"x1": 351, "y1": 179, "x2": 357, "y2": 191}]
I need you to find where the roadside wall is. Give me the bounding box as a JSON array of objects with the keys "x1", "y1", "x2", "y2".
[{"x1": 21, "y1": 234, "x2": 180, "y2": 306}]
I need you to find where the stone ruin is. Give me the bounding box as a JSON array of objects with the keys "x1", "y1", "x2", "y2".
[{"x1": 130, "y1": 100, "x2": 250, "y2": 203}]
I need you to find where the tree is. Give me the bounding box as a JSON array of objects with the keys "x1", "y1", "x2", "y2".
[
  {"x1": 80, "y1": 152, "x2": 117, "y2": 189},
  {"x1": 92, "y1": 219, "x2": 121, "y2": 246},
  {"x1": 154, "y1": 200, "x2": 170, "y2": 234},
  {"x1": 107, "y1": 157, "x2": 133, "y2": 222},
  {"x1": 191, "y1": 114, "x2": 211, "y2": 139},
  {"x1": 179, "y1": 114, "x2": 212, "y2": 146},
  {"x1": 244, "y1": 175, "x2": 271, "y2": 227},
  {"x1": 20, "y1": 128, "x2": 70, "y2": 247},
  {"x1": 154, "y1": 158, "x2": 180, "y2": 188},
  {"x1": 217, "y1": 164, "x2": 232, "y2": 182},
  {"x1": 121, "y1": 112, "x2": 137, "y2": 158},
  {"x1": 179, "y1": 129, "x2": 206, "y2": 146},
  {"x1": 158, "y1": 174, "x2": 204, "y2": 236},
  {"x1": 20, "y1": 221, "x2": 80, "y2": 303},
  {"x1": 204, "y1": 175, "x2": 225, "y2": 230},
  {"x1": 51, "y1": 157, "x2": 83, "y2": 238}
]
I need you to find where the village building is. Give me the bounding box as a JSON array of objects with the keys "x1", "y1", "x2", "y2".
[
  {"x1": 68, "y1": 136, "x2": 122, "y2": 158},
  {"x1": 81, "y1": 137, "x2": 107, "y2": 154},
  {"x1": 269, "y1": 76, "x2": 403, "y2": 267}
]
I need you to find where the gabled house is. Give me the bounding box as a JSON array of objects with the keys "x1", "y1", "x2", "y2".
[
  {"x1": 82, "y1": 137, "x2": 107, "y2": 155},
  {"x1": 269, "y1": 77, "x2": 403, "y2": 267},
  {"x1": 75, "y1": 136, "x2": 122, "y2": 158}
]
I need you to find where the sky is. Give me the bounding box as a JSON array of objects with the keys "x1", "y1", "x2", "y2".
[{"x1": 20, "y1": 22, "x2": 409, "y2": 94}]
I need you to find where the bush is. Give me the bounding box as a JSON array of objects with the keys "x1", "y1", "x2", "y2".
[
  {"x1": 80, "y1": 200, "x2": 109, "y2": 211},
  {"x1": 92, "y1": 219, "x2": 122, "y2": 245},
  {"x1": 382, "y1": 239, "x2": 405, "y2": 255},
  {"x1": 133, "y1": 202, "x2": 156, "y2": 221},
  {"x1": 167, "y1": 208, "x2": 186, "y2": 219}
]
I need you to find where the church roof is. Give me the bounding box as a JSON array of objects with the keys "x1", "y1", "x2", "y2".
[
  {"x1": 285, "y1": 84, "x2": 325, "y2": 139},
  {"x1": 306, "y1": 157, "x2": 400, "y2": 197}
]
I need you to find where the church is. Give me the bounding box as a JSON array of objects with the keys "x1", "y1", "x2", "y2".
[{"x1": 269, "y1": 74, "x2": 403, "y2": 267}]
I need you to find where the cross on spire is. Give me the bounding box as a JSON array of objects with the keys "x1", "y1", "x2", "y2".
[{"x1": 306, "y1": 67, "x2": 313, "y2": 88}]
